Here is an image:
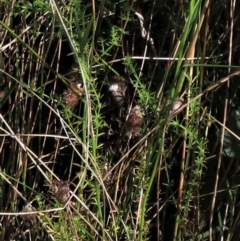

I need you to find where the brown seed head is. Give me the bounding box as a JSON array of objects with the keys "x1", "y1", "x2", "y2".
[
  {"x1": 63, "y1": 83, "x2": 84, "y2": 109},
  {"x1": 102, "y1": 163, "x2": 114, "y2": 192},
  {"x1": 20, "y1": 205, "x2": 37, "y2": 229},
  {"x1": 124, "y1": 105, "x2": 143, "y2": 137},
  {"x1": 109, "y1": 83, "x2": 126, "y2": 106},
  {"x1": 170, "y1": 98, "x2": 185, "y2": 114},
  {"x1": 109, "y1": 75, "x2": 127, "y2": 106},
  {"x1": 50, "y1": 179, "x2": 70, "y2": 204}
]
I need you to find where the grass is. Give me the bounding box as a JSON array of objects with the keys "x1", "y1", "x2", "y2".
[{"x1": 1, "y1": 0, "x2": 240, "y2": 240}]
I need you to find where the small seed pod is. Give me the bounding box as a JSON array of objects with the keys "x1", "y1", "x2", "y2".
[
  {"x1": 124, "y1": 105, "x2": 143, "y2": 138},
  {"x1": 50, "y1": 179, "x2": 70, "y2": 204},
  {"x1": 20, "y1": 205, "x2": 37, "y2": 229},
  {"x1": 109, "y1": 75, "x2": 127, "y2": 106}
]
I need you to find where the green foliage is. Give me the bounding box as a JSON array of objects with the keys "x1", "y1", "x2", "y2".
[{"x1": 1, "y1": 0, "x2": 240, "y2": 240}]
